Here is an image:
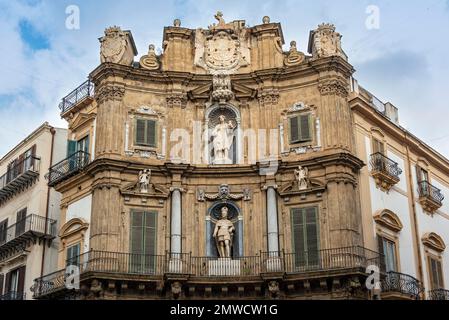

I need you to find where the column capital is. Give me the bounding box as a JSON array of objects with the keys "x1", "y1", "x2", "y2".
[
  {"x1": 170, "y1": 186, "x2": 186, "y2": 193},
  {"x1": 262, "y1": 184, "x2": 278, "y2": 190}
]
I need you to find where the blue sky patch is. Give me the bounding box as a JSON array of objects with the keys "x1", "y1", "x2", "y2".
[{"x1": 18, "y1": 19, "x2": 50, "y2": 51}]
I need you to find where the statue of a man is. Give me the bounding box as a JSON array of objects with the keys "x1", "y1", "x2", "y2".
[
  {"x1": 138, "y1": 169, "x2": 151, "y2": 193},
  {"x1": 294, "y1": 165, "x2": 309, "y2": 190},
  {"x1": 211, "y1": 115, "x2": 235, "y2": 164},
  {"x1": 213, "y1": 206, "x2": 235, "y2": 258}
]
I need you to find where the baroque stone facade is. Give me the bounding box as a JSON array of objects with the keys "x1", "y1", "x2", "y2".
[{"x1": 31, "y1": 13, "x2": 449, "y2": 301}]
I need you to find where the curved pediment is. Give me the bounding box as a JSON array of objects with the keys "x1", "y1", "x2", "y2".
[
  {"x1": 422, "y1": 232, "x2": 446, "y2": 252},
  {"x1": 59, "y1": 218, "x2": 89, "y2": 239},
  {"x1": 373, "y1": 209, "x2": 403, "y2": 232}
]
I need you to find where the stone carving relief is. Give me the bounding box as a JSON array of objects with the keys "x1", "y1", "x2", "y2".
[
  {"x1": 258, "y1": 88, "x2": 280, "y2": 107},
  {"x1": 95, "y1": 85, "x2": 125, "y2": 104},
  {"x1": 310, "y1": 23, "x2": 347, "y2": 60},
  {"x1": 171, "y1": 281, "x2": 182, "y2": 299},
  {"x1": 166, "y1": 92, "x2": 187, "y2": 108},
  {"x1": 194, "y1": 12, "x2": 250, "y2": 75},
  {"x1": 138, "y1": 169, "x2": 151, "y2": 193},
  {"x1": 140, "y1": 44, "x2": 160, "y2": 70},
  {"x1": 99, "y1": 26, "x2": 135, "y2": 66},
  {"x1": 197, "y1": 184, "x2": 251, "y2": 202},
  {"x1": 268, "y1": 281, "x2": 280, "y2": 298},
  {"x1": 318, "y1": 79, "x2": 349, "y2": 97},
  {"x1": 212, "y1": 73, "x2": 234, "y2": 103},
  {"x1": 284, "y1": 41, "x2": 305, "y2": 67}
]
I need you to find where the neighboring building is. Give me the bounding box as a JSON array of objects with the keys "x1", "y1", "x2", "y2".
[
  {"x1": 32, "y1": 13, "x2": 448, "y2": 300},
  {"x1": 351, "y1": 83, "x2": 449, "y2": 300},
  {"x1": 0, "y1": 123, "x2": 67, "y2": 300}
]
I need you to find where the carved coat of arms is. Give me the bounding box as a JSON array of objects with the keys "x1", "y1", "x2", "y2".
[
  {"x1": 205, "y1": 31, "x2": 240, "y2": 71},
  {"x1": 100, "y1": 27, "x2": 128, "y2": 64}
]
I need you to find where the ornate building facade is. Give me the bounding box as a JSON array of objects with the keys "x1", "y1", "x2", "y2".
[{"x1": 31, "y1": 13, "x2": 448, "y2": 300}]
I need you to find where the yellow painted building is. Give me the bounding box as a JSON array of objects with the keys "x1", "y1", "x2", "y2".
[{"x1": 30, "y1": 13, "x2": 448, "y2": 300}]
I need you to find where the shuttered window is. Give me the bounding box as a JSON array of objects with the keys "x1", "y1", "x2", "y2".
[
  {"x1": 372, "y1": 138, "x2": 385, "y2": 155},
  {"x1": 135, "y1": 119, "x2": 157, "y2": 147},
  {"x1": 429, "y1": 257, "x2": 444, "y2": 290},
  {"x1": 66, "y1": 243, "x2": 81, "y2": 267},
  {"x1": 0, "y1": 273, "x2": 4, "y2": 295},
  {"x1": 15, "y1": 208, "x2": 27, "y2": 237},
  {"x1": 289, "y1": 114, "x2": 312, "y2": 144},
  {"x1": 0, "y1": 219, "x2": 7, "y2": 244},
  {"x1": 291, "y1": 207, "x2": 319, "y2": 269},
  {"x1": 130, "y1": 211, "x2": 157, "y2": 273},
  {"x1": 67, "y1": 140, "x2": 77, "y2": 157},
  {"x1": 377, "y1": 236, "x2": 397, "y2": 272}
]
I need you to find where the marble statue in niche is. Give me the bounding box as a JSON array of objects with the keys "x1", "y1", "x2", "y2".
[
  {"x1": 211, "y1": 115, "x2": 235, "y2": 164},
  {"x1": 138, "y1": 169, "x2": 151, "y2": 193},
  {"x1": 295, "y1": 165, "x2": 309, "y2": 190},
  {"x1": 213, "y1": 206, "x2": 235, "y2": 258}
]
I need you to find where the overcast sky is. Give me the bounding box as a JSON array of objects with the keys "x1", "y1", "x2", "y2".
[{"x1": 0, "y1": 0, "x2": 448, "y2": 159}]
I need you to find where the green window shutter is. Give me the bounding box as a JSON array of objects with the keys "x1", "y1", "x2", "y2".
[
  {"x1": 130, "y1": 210, "x2": 157, "y2": 273},
  {"x1": 146, "y1": 120, "x2": 157, "y2": 148},
  {"x1": 299, "y1": 114, "x2": 312, "y2": 142},
  {"x1": 67, "y1": 140, "x2": 77, "y2": 157},
  {"x1": 289, "y1": 116, "x2": 300, "y2": 143},
  {"x1": 291, "y1": 207, "x2": 319, "y2": 268},
  {"x1": 130, "y1": 211, "x2": 144, "y2": 254},
  {"x1": 304, "y1": 207, "x2": 319, "y2": 264},
  {"x1": 135, "y1": 119, "x2": 146, "y2": 145},
  {"x1": 0, "y1": 273, "x2": 4, "y2": 295},
  {"x1": 429, "y1": 257, "x2": 444, "y2": 289}
]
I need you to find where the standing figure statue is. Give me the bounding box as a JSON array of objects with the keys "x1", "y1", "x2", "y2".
[
  {"x1": 211, "y1": 115, "x2": 235, "y2": 164},
  {"x1": 138, "y1": 169, "x2": 151, "y2": 193},
  {"x1": 294, "y1": 165, "x2": 309, "y2": 190},
  {"x1": 213, "y1": 206, "x2": 235, "y2": 258}
]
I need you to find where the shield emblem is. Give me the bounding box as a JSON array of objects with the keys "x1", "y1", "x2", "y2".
[{"x1": 205, "y1": 31, "x2": 239, "y2": 71}]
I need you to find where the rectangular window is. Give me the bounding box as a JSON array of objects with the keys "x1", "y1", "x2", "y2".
[
  {"x1": 66, "y1": 243, "x2": 81, "y2": 267},
  {"x1": 291, "y1": 207, "x2": 319, "y2": 269},
  {"x1": 130, "y1": 211, "x2": 157, "y2": 273},
  {"x1": 0, "y1": 219, "x2": 7, "y2": 244},
  {"x1": 6, "y1": 266, "x2": 25, "y2": 298},
  {"x1": 289, "y1": 114, "x2": 312, "y2": 144},
  {"x1": 15, "y1": 208, "x2": 27, "y2": 237},
  {"x1": 429, "y1": 257, "x2": 444, "y2": 290},
  {"x1": 77, "y1": 135, "x2": 90, "y2": 154},
  {"x1": 135, "y1": 119, "x2": 157, "y2": 147},
  {"x1": 378, "y1": 236, "x2": 397, "y2": 272},
  {"x1": 0, "y1": 273, "x2": 4, "y2": 296}
]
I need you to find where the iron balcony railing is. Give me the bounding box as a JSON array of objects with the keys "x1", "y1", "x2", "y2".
[
  {"x1": 381, "y1": 271, "x2": 423, "y2": 299},
  {"x1": 428, "y1": 288, "x2": 449, "y2": 300},
  {"x1": 59, "y1": 80, "x2": 94, "y2": 113},
  {"x1": 0, "y1": 214, "x2": 57, "y2": 249},
  {"x1": 418, "y1": 181, "x2": 444, "y2": 205},
  {"x1": 33, "y1": 246, "x2": 383, "y2": 298},
  {"x1": 45, "y1": 151, "x2": 90, "y2": 187},
  {"x1": 370, "y1": 152, "x2": 402, "y2": 180},
  {"x1": 0, "y1": 291, "x2": 26, "y2": 300},
  {"x1": 0, "y1": 155, "x2": 40, "y2": 204}
]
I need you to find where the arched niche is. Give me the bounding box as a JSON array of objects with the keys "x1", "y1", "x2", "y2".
[
  {"x1": 204, "y1": 103, "x2": 242, "y2": 165},
  {"x1": 205, "y1": 201, "x2": 243, "y2": 258}
]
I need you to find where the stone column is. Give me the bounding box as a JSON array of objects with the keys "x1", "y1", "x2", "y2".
[
  {"x1": 170, "y1": 187, "x2": 182, "y2": 254},
  {"x1": 266, "y1": 186, "x2": 280, "y2": 254}
]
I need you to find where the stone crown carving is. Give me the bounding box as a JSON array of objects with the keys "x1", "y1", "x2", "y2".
[{"x1": 212, "y1": 74, "x2": 234, "y2": 103}]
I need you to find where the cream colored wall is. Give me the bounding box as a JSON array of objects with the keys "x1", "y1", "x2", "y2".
[{"x1": 0, "y1": 125, "x2": 67, "y2": 299}]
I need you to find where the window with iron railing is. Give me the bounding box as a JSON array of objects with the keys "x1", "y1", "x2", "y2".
[{"x1": 370, "y1": 152, "x2": 402, "y2": 180}]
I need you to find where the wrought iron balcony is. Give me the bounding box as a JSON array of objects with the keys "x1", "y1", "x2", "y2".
[
  {"x1": 428, "y1": 288, "x2": 449, "y2": 300},
  {"x1": 0, "y1": 214, "x2": 56, "y2": 260},
  {"x1": 418, "y1": 181, "x2": 444, "y2": 213},
  {"x1": 381, "y1": 271, "x2": 423, "y2": 300},
  {"x1": 45, "y1": 151, "x2": 90, "y2": 187},
  {"x1": 0, "y1": 155, "x2": 40, "y2": 205},
  {"x1": 33, "y1": 246, "x2": 382, "y2": 299},
  {"x1": 370, "y1": 152, "x2": 402, "y2": 191},
  {"x1": 0, "y1": 291, "x2": 25, "y2": 300},
  {"x1": 59, "y1": 80, "x2": 94, "y2": 114}
]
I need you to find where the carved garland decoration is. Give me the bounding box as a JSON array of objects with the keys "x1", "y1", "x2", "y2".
[
  {"x1": 318, "y1": 80, "x2": 349, "y2": 97},
  {"x1": 96, "y1": 85, "x2": 125, "y2": 104}
]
